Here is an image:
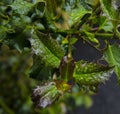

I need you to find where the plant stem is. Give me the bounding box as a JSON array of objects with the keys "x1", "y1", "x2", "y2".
[
  {"x1": 81, "y1": 36, "x2": 102, "y2": 52},
  {"x1": 95, "y1": 33, "x2": 113, "y2": 38},
  {"x1": 0, "y1": 99, "x2": 15, "y2": 114},
  {"x1": 41, "y1": 28, "x2": 114, "y2": 39},
  {"x1": 67, "y1": 36, "x2": 72, "y2": 59}
]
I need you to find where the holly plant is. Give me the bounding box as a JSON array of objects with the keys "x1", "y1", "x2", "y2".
[{"x1": 1, "y1": 0, "x2": 120, "y2": 111}]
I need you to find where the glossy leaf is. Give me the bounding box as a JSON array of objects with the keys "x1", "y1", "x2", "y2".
[
  {"x1": 10, "y1": 0, "x2": 33, "y2": 15},
  {"x1": 100, "y1": 0, "x2": 120, "y2": 20},
  {"x1": 103, "y1": 44, "x2": 120, "y2": 84},
  {"x1": 62, "y1": 37, "x2": 78, "y2": 45},
  {"x1": 65, "y1": 0, "x2": 92, "y2": 27},
  {"x1": 84, "y1": 31, "x2": 99, "y2": 44},
  {"x1": 36, "y1": 30, "x2": 64, "y2": 59},
  {"x1": 29, "y1": 29, "x2": 64, "y2": 68},
  {"x1": 97, "y1": 16, "x2": 114, "y2": 32},
  {"x1": 73, "y1": 60, "x2": 113, "y2": 85}
]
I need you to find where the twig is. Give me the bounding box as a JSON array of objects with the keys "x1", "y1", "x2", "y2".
[{"x1": 81, "y1": 36, "x2": 102, "y2": 52}]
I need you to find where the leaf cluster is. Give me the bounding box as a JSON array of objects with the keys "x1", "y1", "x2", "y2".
[{"x1": 1, "y1": 0, "x2": 120, "y2": 111}]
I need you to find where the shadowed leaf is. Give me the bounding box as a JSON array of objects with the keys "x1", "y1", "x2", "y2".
[
  {"x1": 103, "y1": 44, "x2": 120, "y2": 84},
  {"x1": 10, "y1": 0, "x2": 33, "y2": 15},
  {"x1": 29, "y1": 29, "x2": 64, "y2": 68},
  {"x1": 100, "y1": 0, "x2": 120, "y2": 20}
]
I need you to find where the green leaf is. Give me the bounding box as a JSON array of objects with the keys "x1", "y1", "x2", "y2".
[
  {"x1": 32, "y1": 81, "x2": 60, "y2": 108},
  {"x1": 62, "y1": 37, "x2": 78, "y2": 45},
  {"x1": 85, "y1": 0, "x2": 99, "y2": 6},
  {"x1": 59, "y1": 56, "x2": 75, "y2": 82},
  {"x1": 84, "y1": 31, "x2": 99, "y2": 44},
  {"x1": 34, "y1": 22, "x2": 45, "y2": 30},
  {"x1": 83, "y1": 95, "x2": 93, "y2": 108},
  {"x1": 46, "y1": 0, "x2": 57, "y2": 17},
  {"x1": 65, "y1": 0, "x2": 92, "y2": 27},
  {"x1": 0, "y1": 26, "x2": 14, "y2": 40},
  {"x1": 62, "y1": 38, "x2": 69, "y2": 45},
  {"x1": 70, "y1": 38, "x2": 78, "y2": 45},
  {"x1": 29, "y1": 29, "x2": 64, "y2": 68},
  {"x1": 10, "y1": 0, "x2": 33, "y2": 15},
  {"x1": 101, "y1": 21, "x2": 114, "y2": 32},
  {"x1": 103, "y1": 44, "x2": 120, "y2": 84},
  {"x1": 29, "y1": 56, "x2": 53, "y2": 81},
  {"x1": 36, "y1": 30, "x2": 64, "y2": 59},
  {"x1": 97, "y1": 16, "x2": 114, "y2": 32},
  {"x1": 73, "y1": 60, "x2": 113, "y2": 85},
  {"x1": 34, "y1": 1, "x2": 46, "y2": 17},
  {"x1": 100, "y1": 0, "x2": 120, "y2": 20}
]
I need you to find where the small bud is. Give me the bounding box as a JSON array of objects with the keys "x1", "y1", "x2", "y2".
[{"x1": 31, "y1": 82, "x2": 60, "y2": 108}]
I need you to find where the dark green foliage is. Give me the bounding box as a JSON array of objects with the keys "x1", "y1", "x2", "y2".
[
  {"x1": 0, "y1": 45, "x2": 35, "y2": 114},
  {"x1": 59, "y1": 56, "x2": 75, "y2": 82},
  {"x1": 29, "y1": 29, "x2": 64, "y2": 68},
  {"x1": 103, "y1": 44, "x2": 120, "y2": 84},
  {"x1": 100, "y1": 0, "x2": 120, "y2": 20},
  {"x1": 29, "y1": 56, "x2": 54, "y2": 81},
  {"x1": 0, "y1": 0, "x2": 120, "y2": 113}
]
